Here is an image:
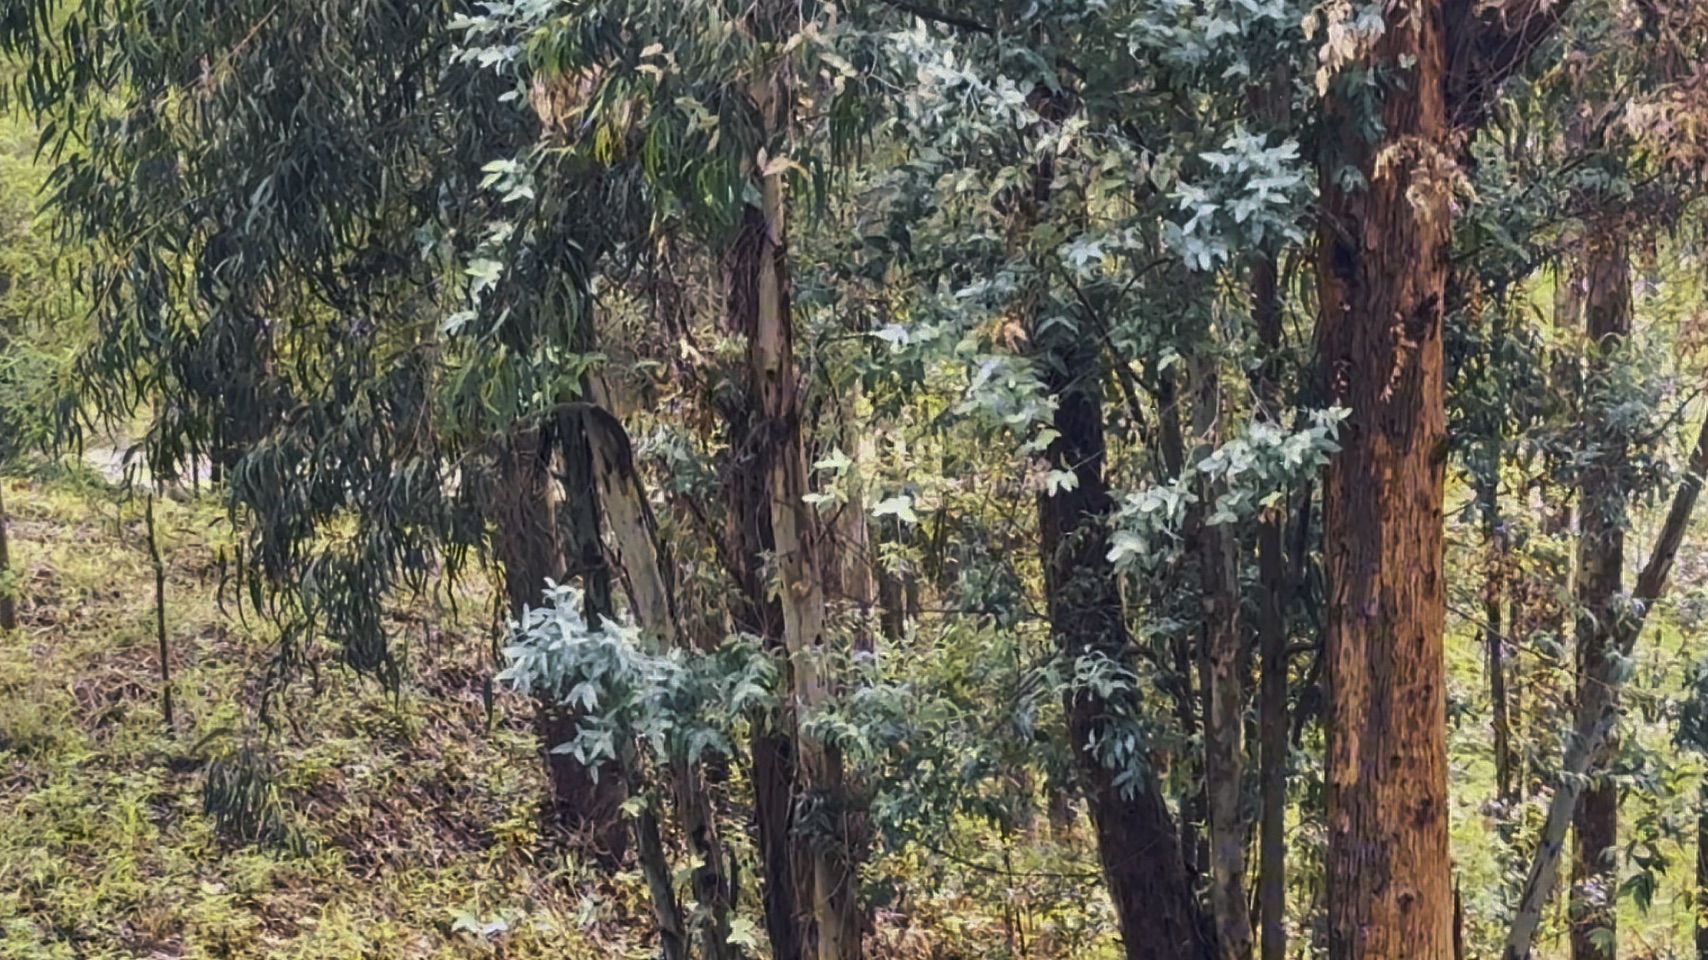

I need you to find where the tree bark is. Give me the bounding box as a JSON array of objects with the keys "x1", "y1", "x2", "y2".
[
  {"x1": 1196, "y1": 359, "x2": 1253, "y2": 960},
  {"x1": 751, "y1": 141, "x2": 861, "y2": 960},
  {"x1": 576, "y1": 397, "x2": 736, "y2": 960},
  {"x1": 716, "y1": 306, "x2": 804, "y2": 960},
  {"x1": 718, "y1": 42, "x2": 858, "y2": 953},
  {"x1": 1156, "y1": 363, "x2": 1207, "y2": 886},
  {"x1": 1036, "y1": 313, "x2": 1208, "y2": 960},
  {"x1": 1248, "y1": 63, "x2": 1293, "y2": 960},
  {"x1": 496, "y1": 425, "x2": 627, "y2": 864},
  {"x1": 1483, "y1": 479, "x2": 1514, "y2": 806},
  {"x1": 1315, "y1": 3, "x2": 1454, "y2": 955},
  {"x1": 1569, "y1": 228, "x2": 1630, "y2": 960},
  {"x1": 1503, "y1": 411, "x2": 1708, "y2": 960},
  {"x1": 1698, "y1": 783, "x2": 1708, "y2": 960}
]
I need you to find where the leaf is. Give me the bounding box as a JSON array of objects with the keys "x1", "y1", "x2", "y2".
[
  {"x1": 871, "y1": 495, "x2": 919, "y2": 524},
  {"x1": 728, "y1": 917, "x2": 761, "y2": 949}
]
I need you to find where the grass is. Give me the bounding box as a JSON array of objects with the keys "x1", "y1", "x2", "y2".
[
  {"x1": 0, "y1": 468, "x2": 656, "y2": 959},
  {"x1": 10, "y1": 456, "x2": 1701, "y2": 959},
  {"x1": 0, "y1": 466, "x2": 1110, "y2": 960}
]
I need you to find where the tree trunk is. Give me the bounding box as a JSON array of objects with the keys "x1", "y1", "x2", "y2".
[
  {"x1": 576, "y1": 397, "x2": 735, "y2": 960},
  {"x1": 1570, "y1": 227, "x2": 1631, "y2": 960},
  {"x1": 719, "y1": 48, "x2": 858, "y2": 953},
  {"x1": 749, "y1": 130, "x2": 860, "y2": 960},
  {"x1": 1697, "y1": 783, "x2": 1708, "y2": 960},
  {"x1": 1503, "y1": 412, "x2": 1708, "y2": 960},
  {"x1": 1315, "y1": 2, "x2": 1454, "y2": 955},
  {"x1": 0, "y1": 479, "x2": 16, "y2": 632},
  {"x1": 1196, "y1": 359, "x2": 1253, "y2": 960},
  {"x1": 1243, "y1": 63, "x2": 1294, "y2": 960},
  {"x1": 1483, "y1": 479, "x2": 1514, "y2": 806},
  {"x1": 1036, "y1": 311, "x2": 1207, "y2": 960},
  {"x1": 1254, "y1": 240, "x2": 1290, "y2": 960},
  {"x1": 496, "y1": 424, "x2": 627, "y2": 864},
  {"x1": 716, "y1": 328, "x2": 804, "y2": 960},
  {"x1": 631, "y1": 760, "x2": 690, "y2": 960},
  {"x1": 1156, "y1": 363, "x2": 1207, "y2": 886}
]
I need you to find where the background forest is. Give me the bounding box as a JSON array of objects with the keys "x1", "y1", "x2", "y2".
[{"x1": 0, "y1": 1, "x2": 1706, "y2": 959}]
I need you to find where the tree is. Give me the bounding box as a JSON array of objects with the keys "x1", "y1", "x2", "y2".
[{"x1": 1313, "y1": 0, "x2": 1569, "y2": 955}]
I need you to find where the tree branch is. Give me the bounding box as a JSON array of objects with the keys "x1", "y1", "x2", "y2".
[
  {"x1": 876, "y1": 0, "x2": 993, "y2": 34},
  {"x1": 1503, "y1": 411, "x2": 1708, "y2": 960},
  {"x1": 1446, "y1": 0, "x2": 1577, "y2": 132}
]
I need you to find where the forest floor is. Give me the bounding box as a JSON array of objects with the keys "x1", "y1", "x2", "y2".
[
  {"x1": 4, "y1": 459, "x2": 1701, "y2": 959},
  {"x1": 0, "y1": 465, "x2": 661, "y2": 959},
  {"x1": 0, "y1": 466, "x2": 1104, "y2": 960}
]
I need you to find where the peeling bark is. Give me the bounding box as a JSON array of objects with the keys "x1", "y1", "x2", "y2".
[{"x1": 1316, "y1": 2, "x2": 1454, "y2": 954}]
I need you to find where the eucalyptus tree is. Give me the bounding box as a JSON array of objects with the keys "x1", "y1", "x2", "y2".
[
  {"x1": 0, "y1": 0, "x2": 654, "y2": 855},
  {"x1": 1305, "y1": 0, "x2": 1583, "y2": 952}
]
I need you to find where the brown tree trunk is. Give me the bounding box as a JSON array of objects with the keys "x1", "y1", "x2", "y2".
[
  {"x1": 0, "y1": 480, "x2": 16, "y2": 632},
  {"x1": 1036, "y1": 314, "x2": 1207, "y2": 960},
  {"x1": 1697, "y1": 783, "x2": 1708, "y2": 960},
  {"x1": 748, "y1": 138, "x2": 860, "y2": 960},
  {"x1": 1315, "y1": 2, "x2": 1454, "y2": 956},
  {"x1": 716, "y1": 339, "x2": 804, "y2": 960},
  {"x1": 1254, "y1": 243, "x2": 1290, "y2": 960},
  {"x1": 1196, "y1": 359, "x2": 1253, "y2": 960},
  {"x1": 720, "y1": 51, "x2": 857, "y2": 953},
  {"x1": 1156, "y1": 363, "x2": 1207, "y2": 885},
  {"x1": 495, "y1": 425, "x2": 627, "y2": 864},
  {"x1": 1570, "y1": 227, "x2": 1631, "y2": 960},
  {"x1": 1483, "y1": 480, "x2": 1514, "y2": 806}
]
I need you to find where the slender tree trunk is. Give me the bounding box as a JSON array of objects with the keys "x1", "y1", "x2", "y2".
[
  {"x1": 1316, "y1": 2, "x2": 1453, "y2": 955},
  {"x1": 1697, "y1": 783, "x2": 1708, "y2": 960},
  {"x1": 577, "y1": 398, "x2": 735, "y2": 960},
  {"x1": 1196, "y1": 360, "x2": 1253, "y2": 960},
  {"x1": 719, "y1": 43, "x2": 857, "y2": 953},
  {"x1": 630, "y1": 757, "x2": 690, "y2": 960},
  {"x1": 743, "y1": 125, "x2": 860, "y2": 960},
  {"x1": 1, "y1": 479, "x2": 19, "y2": 631},
  {"x1": 1483, "y1": 479, "x2": 1514, "y2": 806},
  {"x1": 1155, "y1": 363, "x2": 1207, "y2": 886},
  {"x1": 1254, "y1": 241, "x2": 1290, "y2": 960},
  {"x1": 146, "y1": 494, "x2": 174, "y2": 731},
  {"x1": 1504, "y1": 412, "x2": 1708, "y2": 960},
  {"x1": 1570, "y1": 227, "x2": 1631, "y2": 960},
  {"x1": 717, "y1": 354, "x2": 803, "y2": 960}
]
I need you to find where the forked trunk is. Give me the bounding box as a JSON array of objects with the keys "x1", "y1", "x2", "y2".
[{"x1": 1315, "y1": 1, "x2": 1454, "y2": 955}]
